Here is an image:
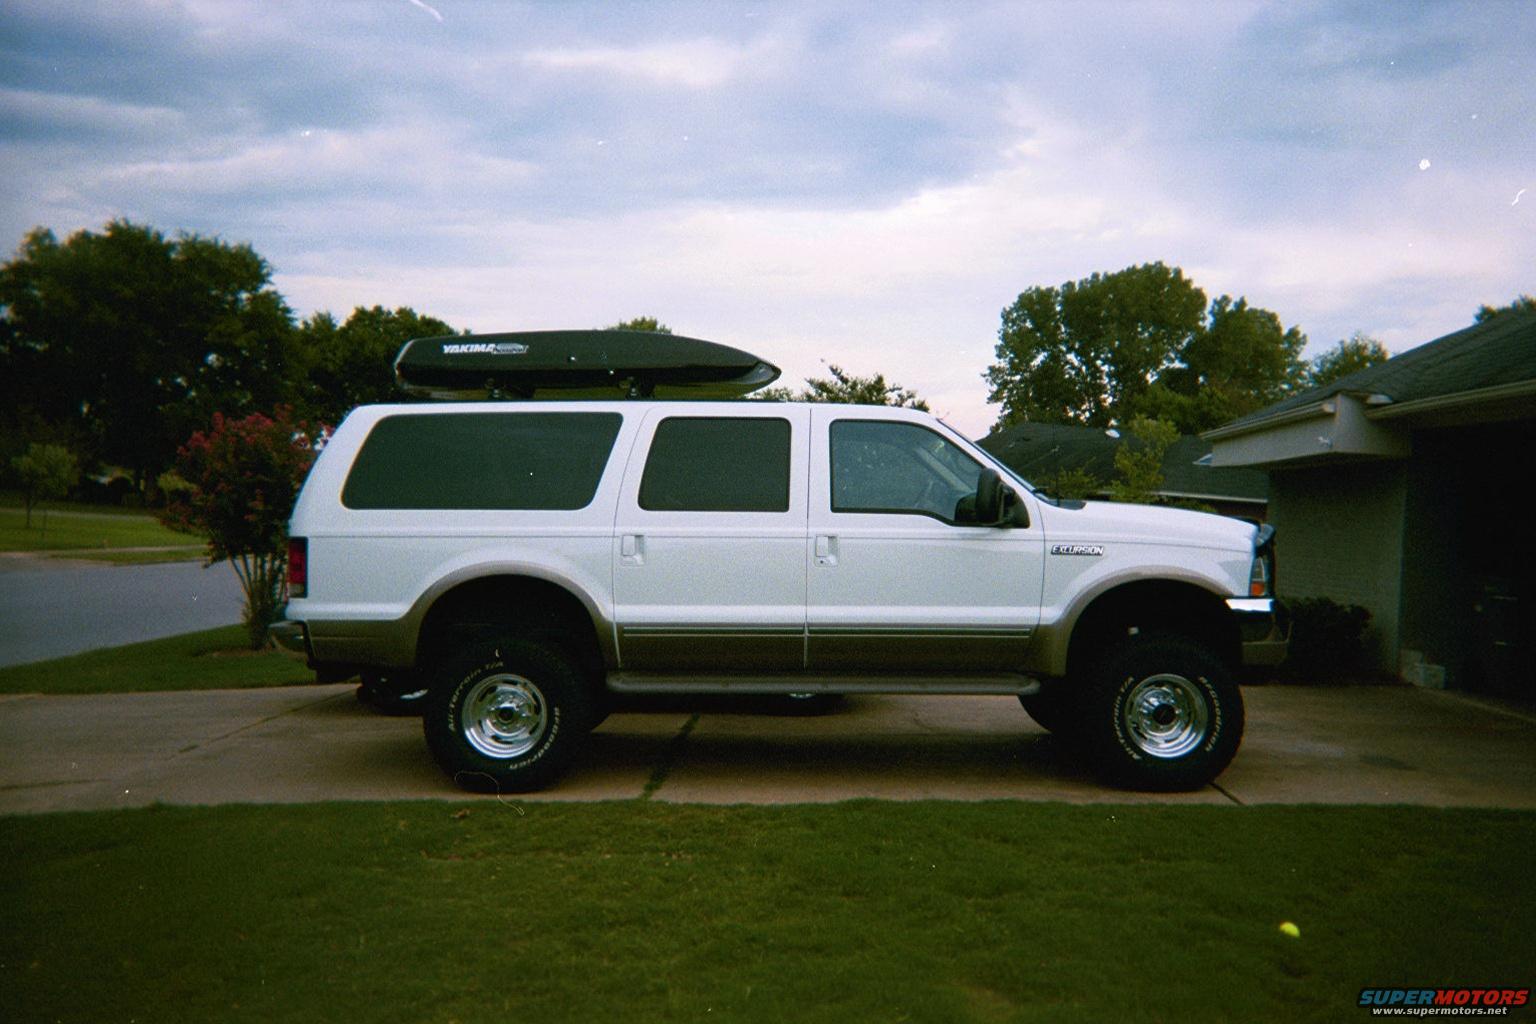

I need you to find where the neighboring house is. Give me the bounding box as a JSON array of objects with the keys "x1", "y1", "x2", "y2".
[
  {"x1": 1205, "y1": 310, "x2": 1536, "y2": 696},
  {"x1": 980, "y1": 421, "x2": 1270, "y2": 520}
]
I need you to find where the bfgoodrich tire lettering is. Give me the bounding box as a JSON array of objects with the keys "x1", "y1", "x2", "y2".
[
  {"x1": 1080, "y1": 634, "x2": 1243, "y2": 791},
  {"x1": 423, "y1": 637, "x2": 591, "y2": 793}
]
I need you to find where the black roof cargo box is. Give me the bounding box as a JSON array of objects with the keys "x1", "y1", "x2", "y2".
[{"x1": 393, "y1": 330, "x2": 781, "y2": 400}]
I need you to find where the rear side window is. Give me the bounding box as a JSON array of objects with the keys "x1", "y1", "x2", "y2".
[
  {"x1": 639, "y1": 417, "x2": 791, "y2": 512},
  {"x1": 342, "y1": 412, "x2": 622, "y2": 510}
]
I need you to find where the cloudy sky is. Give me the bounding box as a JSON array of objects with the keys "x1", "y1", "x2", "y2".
[{"x1": 2, "y1": 0, "x2": 1532, "y2": 436}]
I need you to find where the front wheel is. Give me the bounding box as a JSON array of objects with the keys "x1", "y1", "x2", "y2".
[
  {"x1": 422, "y1": 637, "x2": 592, "y2": 793},
  {"x1": 1078, "y1": 634, "x2": 1244, "y2": 791}
]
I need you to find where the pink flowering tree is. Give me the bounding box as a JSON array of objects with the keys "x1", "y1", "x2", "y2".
[{"x1": 160, "y1": 408, "x2": 320, "y2": 648}]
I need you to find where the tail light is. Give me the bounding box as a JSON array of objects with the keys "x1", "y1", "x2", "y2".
[
  {"x1": 287, "y1": 537, "x2": 308, "y2": 599},
  {"x1": 1249, "y1": 555, "x2": 1270, "y2": 597},
  {"x1": 1249, "y1": 524, "x2": 1276, "y2": 597}
]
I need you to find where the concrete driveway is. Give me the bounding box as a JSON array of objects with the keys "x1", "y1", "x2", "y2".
[{"x1": 2, "y1": 685, "x2": 1534, "y2": 815}]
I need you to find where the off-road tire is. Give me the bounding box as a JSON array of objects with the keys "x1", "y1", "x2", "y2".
[
  {"x1": 423, "y1": 636, "x2": 592, "y2": 793},
  {"x1": 1078, "y1": 633, "x2": 1243, "y2": 791},
  {"x1": 1018, "y1": 683, "x2": 1082, "y2": 737}
]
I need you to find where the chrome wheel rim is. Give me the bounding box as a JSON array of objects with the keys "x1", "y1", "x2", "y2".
[
  {"x1": 1122, "y1": 674, "x2": 1208, "y2": 759},
  {"x1": 461, "y1": 674, "x2": 547, "y2": 759}
]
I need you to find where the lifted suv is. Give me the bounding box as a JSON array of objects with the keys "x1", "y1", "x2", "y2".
[{"x1": 272, "y1": 331, "x2": 1286, "y2": 793}]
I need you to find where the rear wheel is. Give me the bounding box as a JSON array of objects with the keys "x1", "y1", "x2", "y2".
[
  {"x1": 1078, "y1": 634, "x2": 1243, "y2": 791},
  {"x1": 423, "y1": 637, "x2": 592, "y2": 793}
]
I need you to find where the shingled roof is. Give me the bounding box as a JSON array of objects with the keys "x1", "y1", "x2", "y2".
[
  {"x1": 1217, "y1": 309, "x2": 1536, "y2": 434},
  {"x1": 979, "y1": 421, "x2": 1269, "y2": 503}
]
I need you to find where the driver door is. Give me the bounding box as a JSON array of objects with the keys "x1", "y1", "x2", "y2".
[{"x1": 805, "y1": 409, "x2": 1043, "y2": 672}]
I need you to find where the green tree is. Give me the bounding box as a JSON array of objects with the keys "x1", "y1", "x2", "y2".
[
  {"x1": 1474, "y1": 295, "x2": 1536, "y2": 322},
  {"x1": 986, "y1": 262, "x2": 1306, "y2": 433},
  {"x1": 605, "y1": 316, "x2": 673, "y2": 333},
  {"x1": 10, "y1": 442, "x2": 79, "y2": 527},
  {"x1": 1145, "y1": 296, "x2": 1308, "y2": 430},
  {"x1": 1109, "y1": 416, "x2": 1178, "y2": 505},
  {"x1": 160, "y1": 408, "x2": 319, "y2": 648},
  {"x1": 757, "y1": 364, "x2": 929, "y2": 409},
  {"x1": 0, "y1": 221, "x2": 300, "y2": 492},
  {"x1": 298, "y1": 305, "x2": 457, "y2": 424},
  {"x1": 1308, "y1": 331, "x2": 1390, "y2": 387}
]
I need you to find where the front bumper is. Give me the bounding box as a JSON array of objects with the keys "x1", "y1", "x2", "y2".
[
  {"x1": 1226, "y1": 597, "x2": 1291, "y2": 667},
  {"x1": 268, "y1": 619, "x2": 311, "y2": 659}
]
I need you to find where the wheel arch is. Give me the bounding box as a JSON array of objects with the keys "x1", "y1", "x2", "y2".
[
  {"x1": 414, "y1": 573, "x2": 611, "y2": 684},
  {"x1": 1062, "y1": 579, "x2": 1240, "y2": 680}
]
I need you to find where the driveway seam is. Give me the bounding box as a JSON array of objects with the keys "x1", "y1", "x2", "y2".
[
  {"x1": 170, "y1": 690, "x2": 351, "y2": 757},
  {"x1": 640, "y1": 713, "x2": 700, "y2": 800},
  {"x1": 0, "y1": 778, "x2": 106, "y2": 792},
  {"x1": 1210, "y1": 782, "x2": 1245, "y2": 806}
]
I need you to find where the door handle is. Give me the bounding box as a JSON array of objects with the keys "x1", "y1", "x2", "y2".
[
  {"x1": 814, "y1": 534, "x2": 837, "y2": 567},
  {"x1": 620, "y1": 534, "x2": 643, "y2": 563}
]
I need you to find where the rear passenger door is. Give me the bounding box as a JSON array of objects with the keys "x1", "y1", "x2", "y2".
[{"x1": 612, "y1": 406, "x2": 811, "y2": 672}]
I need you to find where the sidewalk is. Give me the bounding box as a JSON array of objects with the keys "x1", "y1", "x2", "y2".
[{"x1": 2, "y1": 684, "x2": 1534, "y2": 814}]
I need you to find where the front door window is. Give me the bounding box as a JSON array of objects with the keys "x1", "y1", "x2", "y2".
[{"x1": 830, "y1": 420, "x2": 982, "y2": 524}]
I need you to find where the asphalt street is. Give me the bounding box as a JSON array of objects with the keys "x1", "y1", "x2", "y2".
[
  {"x1": 0, "y1": 555, "x2": 245, "y2": 667},
  {"x1": 3, "y1": 685, "x2": 1533, "y2": 814}
]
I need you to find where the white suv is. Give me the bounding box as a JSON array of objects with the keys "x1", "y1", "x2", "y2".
[{"x1": 272, "y1": 332, "x2": 1285, "y2": 793}]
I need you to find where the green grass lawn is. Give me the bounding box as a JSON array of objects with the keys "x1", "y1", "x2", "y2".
[
  {"x1": 0, "y1": 625, "x2": 315, "y2": 694},
  {"x1": 2, "y1": 801, "x2": 1530, "y2": 1023},
  {"x1": 0, "y1": 502, "x2": 201, "y2": 553}
]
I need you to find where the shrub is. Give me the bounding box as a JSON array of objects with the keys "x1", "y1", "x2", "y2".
[
  {"x1": 10, "y1": 442, "x2": 80, "y2": 527},
  {"x1": 160, "y1": 408, "x2": 321, "y2": 649},
  {"x1": 1040, "y1": 466, "x2": 1102, "y2": 502},
  {"x1": 1282, "y1": 596, "x2": 1372, "y2": 680}
]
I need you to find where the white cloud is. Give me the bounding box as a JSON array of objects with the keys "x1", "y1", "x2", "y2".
[
  {"x1": 8, "y1": 2, "x2": 1535, "y2": 439},
  {"x1": 887, "y1": 24, "x2": 951, "y2": 59},
  {"x1": 0, "y1": 87, "x2": 186, "y2": 137},
  {"x1": 270, "y1": 91, "x2": 1534, "y2": 437},
  {"x1": 521, "y1": 37, "x2": 770, "y2": 89},
  {"x1": 95, "y1": 124, "x2": 537, "y2": 197}
]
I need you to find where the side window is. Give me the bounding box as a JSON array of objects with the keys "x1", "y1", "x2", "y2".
[
  {"x1": 341, "y1": 412, "x2": 622, "y2": 510},
  {"x1": 639, "y1": 417, "x2": 791, "y2": 512},
  {"x1": 830, "y1": 420, "x2": 983, "y2": 522}
]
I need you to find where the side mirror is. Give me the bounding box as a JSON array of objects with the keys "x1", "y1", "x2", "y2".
[
  {"x1": 975, "y1": 469, "x2": 1005, "y2": 524},
  {"x1": 1004, "y1": 490, "x2": 1030, "y2": 528},
  {"x1": 955, "y1": 470, "x2": 1030, "y2": 528}
]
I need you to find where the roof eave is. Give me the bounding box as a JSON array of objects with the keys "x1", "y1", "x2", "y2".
[
  {"x1": 1363, "y1": 378, "x2": 1536, "y2": 422},
  {"x1": 1201, "y1": 398, "x2": 1335, "y2": 442}
]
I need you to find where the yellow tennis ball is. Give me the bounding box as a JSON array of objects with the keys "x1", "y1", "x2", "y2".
[{"x1": 1279, "y1": 922, "x2": 1301, "y2": 938}]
